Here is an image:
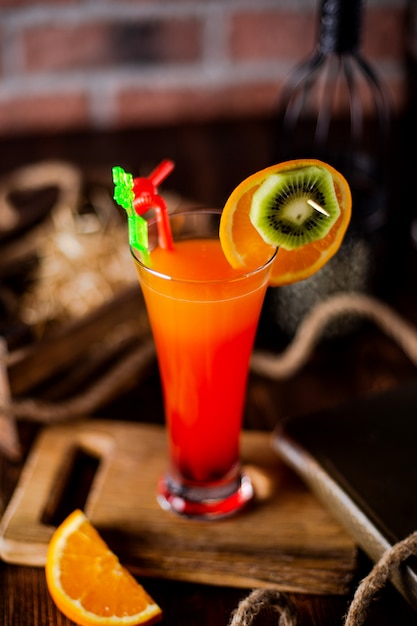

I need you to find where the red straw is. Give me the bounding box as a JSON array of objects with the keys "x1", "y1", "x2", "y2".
[
  {"x1": 148, "y1": 159, "x2": 175, "y2": 187},
  {"x1": 132, "y1": 159, "x2": 175, "y2": 251}
]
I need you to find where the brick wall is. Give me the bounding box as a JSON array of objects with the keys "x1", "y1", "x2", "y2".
[{"x1": 0, "y1": 0, "x2": 409, "y2": 138}]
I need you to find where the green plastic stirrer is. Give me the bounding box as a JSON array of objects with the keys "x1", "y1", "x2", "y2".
[
  {"x1": 112, "y1": 166, "x2": 150, "y2": 263},
  {"x1": 112, "y1": 160, "x2": 175, "y2": 265}
]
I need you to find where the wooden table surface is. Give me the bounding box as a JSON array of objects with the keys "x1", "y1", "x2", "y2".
[
  {"x1": 2, "y1": 298, "x2": 417, "y2": 625},
  {"x1": 1, "y1": 120, "x2": 417, "y2": 624}
]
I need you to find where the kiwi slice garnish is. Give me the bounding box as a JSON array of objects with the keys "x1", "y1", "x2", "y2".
[{"x1": 250, "y1": 165, "x2": 341, "y2": 250}]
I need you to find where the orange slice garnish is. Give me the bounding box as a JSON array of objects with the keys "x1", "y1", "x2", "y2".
[
  {"x1": 45, "y1": 509, "x2": 162, "y2": 626},
  {"x1": 219, "y1": 159, "x2": 352, "y2": 286}
]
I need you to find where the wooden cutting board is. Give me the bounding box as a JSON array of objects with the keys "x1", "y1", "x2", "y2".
[{"x1": 0, "y1": 420, "x2": 357, "y2": 595}]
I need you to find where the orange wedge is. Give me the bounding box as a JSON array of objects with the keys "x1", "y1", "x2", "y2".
[
  {"x1": 219, "y1": 159, "x2": 352, "y2": 286},
  {"x1": 45, "y1": 509, "x2": 162, "y2": 626}
]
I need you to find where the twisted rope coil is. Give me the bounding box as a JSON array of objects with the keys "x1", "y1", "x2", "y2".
[
  {"x1": 229, "y1": 589, "x2": 299, "y2": 626},
  {"x1": 251, "y1": 292, "x2": 417, "y2": 379},
  {"x1": 229, "y1": 531, "x2": 417, "y2": 625}
]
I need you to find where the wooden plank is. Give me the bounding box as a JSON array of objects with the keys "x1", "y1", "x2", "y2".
[
  {"x1": 0, "y1": 339, "x2": 20, "y2": 460},
  {"x1": 6, "y1": 285, "x2": 148, "y2": 395},
  {"x1": 0, "y1": 421, "x2": 357, "y2": 595}
]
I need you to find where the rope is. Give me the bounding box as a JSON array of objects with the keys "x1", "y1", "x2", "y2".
[
  {"x1": 251, "y1": 292, "x2": 417, "y2": 378},
  {"x1": 229, "y1": 589, "x2": 298, "y2": 626},
  {"x1": 229, "y1": 532, "x2": 417, "y2": 625},
  {"x1": 344, "y1": 531, "x2": 417, "y2": 625}
]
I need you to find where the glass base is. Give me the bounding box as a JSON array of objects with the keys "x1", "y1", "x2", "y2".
[{"x1": 157, "y1": 471, "x2": 254, "y2": 520}]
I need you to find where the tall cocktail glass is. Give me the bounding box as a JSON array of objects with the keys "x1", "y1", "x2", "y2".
[{"x1": 132, "y1": 208, "x2": 276, "y2": 519}]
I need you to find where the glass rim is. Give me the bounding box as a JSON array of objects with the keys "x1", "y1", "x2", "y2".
[{"x1": 130, "y1": 207, "x2": 278, "y2": 285}]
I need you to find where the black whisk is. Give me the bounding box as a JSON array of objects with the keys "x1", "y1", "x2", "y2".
[
  {"x1": 276, "y1": 0, "x2": 390, "y2": 232},
  {"x1": 266, "y1": 0, "x2": 392, "y2": 340}
]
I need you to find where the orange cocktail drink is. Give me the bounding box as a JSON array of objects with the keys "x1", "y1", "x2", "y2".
[{"x1": 133, "y1": 209, "x2": 276, "y2": 518}]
